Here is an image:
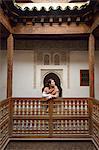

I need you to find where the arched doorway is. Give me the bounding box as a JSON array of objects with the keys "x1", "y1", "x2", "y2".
[{"x1": 43, "y1": 73, "x2": 62, "y2": 97}]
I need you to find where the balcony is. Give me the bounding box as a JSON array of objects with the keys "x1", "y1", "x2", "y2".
[{"x1": 0, "y1": 97, "x2": 99, "y2": 150}]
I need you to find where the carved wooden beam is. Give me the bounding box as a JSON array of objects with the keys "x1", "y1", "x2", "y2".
[
  {"x1": 0, "y1": 8, "x2": 12, "y2": 33},
  {"x1": 90, "y1": 14, "x2": 99, "y2": 33},
  {"x1": 13, "y1": 23, "x2": 90, "y2": 34}
]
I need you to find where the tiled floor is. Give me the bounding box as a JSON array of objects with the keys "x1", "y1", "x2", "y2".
[{"x1": 5, "y1": 141, "x2": 97, "y2": 150}]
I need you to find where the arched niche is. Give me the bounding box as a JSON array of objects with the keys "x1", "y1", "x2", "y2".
[{"x1": 43, "y1": 72, "x2": 62, "y2": 97}]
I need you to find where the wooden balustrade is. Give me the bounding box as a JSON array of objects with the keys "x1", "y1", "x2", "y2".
[
  {"x1": 0, "y1": 99, "x2": 10, "y2": 150},
  {"x1": 11, "y1": 97, "x2": 90, "y2": 138},
  {"x1": 0, "y1": 97, "x2": 99, "y2": 149},
  {"x1": 92, "y1": 99, "x2": 99, "y2": 148}
]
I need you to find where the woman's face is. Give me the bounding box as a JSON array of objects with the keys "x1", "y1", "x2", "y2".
[{"x1": 50, "y1": 79, "x2": 55, "y2": 86}]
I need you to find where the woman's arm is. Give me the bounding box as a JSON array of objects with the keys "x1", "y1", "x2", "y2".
[
  {"x1": 42, "y1": 91, "x2": 50, "y2": 97},
  {"x1": 42, "y1": 87, "x2": 52, "y2": 99},
  {"x1": 51, "y1": 86, "x2": 59, "y2": 98}
]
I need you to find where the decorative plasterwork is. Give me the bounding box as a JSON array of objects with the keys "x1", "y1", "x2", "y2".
[{"x1": 41, "y1": 69, "x2": 63, "y2": 87}]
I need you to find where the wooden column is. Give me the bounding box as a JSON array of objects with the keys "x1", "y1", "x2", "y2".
[
  {"x1": 88, "y1": 33, "x2": 95, "y2": 98},
  {"x1": 7, "y1": 34, "x2": 13, "y2": 98}
]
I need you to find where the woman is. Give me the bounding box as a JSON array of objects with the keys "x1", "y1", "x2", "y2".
[{"x1": 42, "y1": 79, "x2": 59, "y2": 100}]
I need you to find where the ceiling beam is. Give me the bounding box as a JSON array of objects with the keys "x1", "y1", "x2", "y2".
[
  {"x1": 13, "y1": 23, "x2": 90, "y2": 35},
  {"x1": 90, "y1": 15, "x2": 99, "y2": 33}
]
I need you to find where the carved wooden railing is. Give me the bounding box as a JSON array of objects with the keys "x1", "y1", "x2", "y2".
[
  {"x1": 11, "y1": 97, "x2": 90, "y2": 138},
  {"x1": 92, "y1": 99, "x2": 99, "y2": 148},
  {"x1": 0, "y1": 99, "x2": 10, "y2": 150},
  {"x1": 0, "y1": 97, "x2": 99, "y2": 150}
]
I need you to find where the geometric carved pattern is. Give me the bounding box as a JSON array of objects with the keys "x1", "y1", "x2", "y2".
[
  {"x1": 0, "y1": 99, "x2": 9, "y2": 150},
  {"x1": 13, "y1": 119, "x2": 49, "y2": 136},
  {"x1": 92, "y1": 100, "x2": 99, "y2": 147},
  {"x1": 53, "y1": 119, "x2": 89, "y2": 135},
  {"x1": 53, "y1": 99, "x2": 88, "y2": 115}
]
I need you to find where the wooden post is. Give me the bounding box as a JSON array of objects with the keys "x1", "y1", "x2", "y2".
[
  {"x1": 7, "y1": 34, "x2": 13, "y2": 98},
  {"x1": 88, "y1": 98, "x2": 93, "y2": 136},
  {"x1": 8, "y1": 97, "x2": 13, "y2": 137},
  {"x1": 49, "y1": 99, "x2": 53, "y2": 137},
  {"x1": 88, "y1": 34, "x2": 95, "y2": 98}
]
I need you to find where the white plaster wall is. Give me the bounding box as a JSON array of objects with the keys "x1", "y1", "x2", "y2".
[
  {"x1": 0, "y1": 50, "x2": 98, "y2": 99},
  {"x1": 0, "y1": 51, "x2": 7, "y2": 101},
  {"x1": 13, "y1": 50, "x2": 91, "y2": 98},
  {"x1": 13, "y1": 50, "x2": 41, "y2": 97},
  {"x1": 65, "y1": 51, "x2": 89, "y2": 97}
]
